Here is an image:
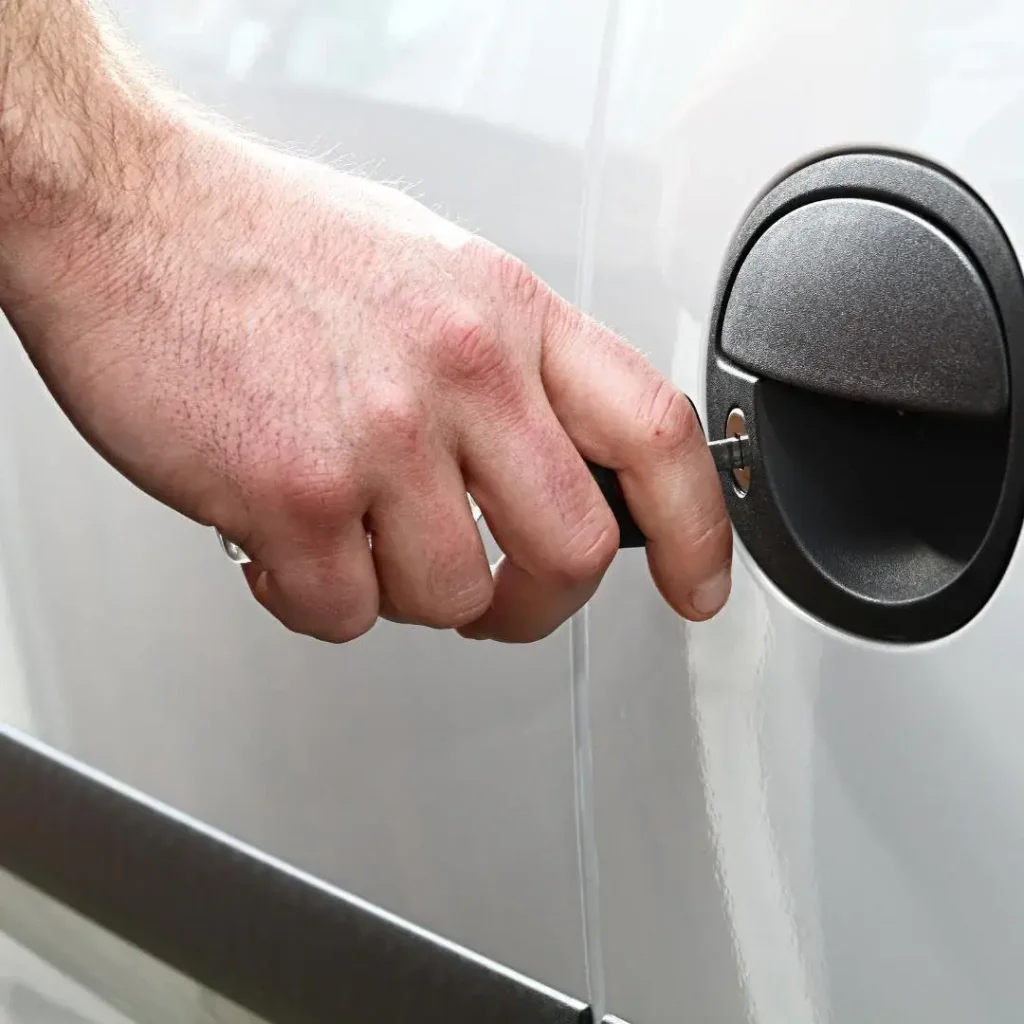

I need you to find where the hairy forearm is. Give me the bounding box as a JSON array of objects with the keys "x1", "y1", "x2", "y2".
[
  {"x1": 0, "y1": 0, "x2": 163, "y2": 226},
  {"x1": 0, "y1": 0, "x2": 235, "y2": 333}
]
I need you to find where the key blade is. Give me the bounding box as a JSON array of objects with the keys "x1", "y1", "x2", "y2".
[{"x1": 709, "y1": 435, "x2": 750, "y2": 473}]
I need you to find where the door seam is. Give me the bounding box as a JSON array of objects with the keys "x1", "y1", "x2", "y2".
[{"x1": 569, "y1": 2, "x2": 621, "y2": 1019}]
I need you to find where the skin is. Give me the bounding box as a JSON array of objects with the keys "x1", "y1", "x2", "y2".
[{"x1": 0, "y1": 0, "x2": 731, "y2": 645}]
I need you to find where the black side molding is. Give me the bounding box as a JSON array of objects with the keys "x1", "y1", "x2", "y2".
[{"x1": 0, "y1": 725, "x2": 602, "y2": 1024}]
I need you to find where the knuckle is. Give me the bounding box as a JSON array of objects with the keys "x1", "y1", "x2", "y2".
[
  {"x1": 675, "y1": 505, "x2": 733, "y2": 581},
  {"x1": 325, "y1": 604, "x2": 379, "y2": 644},
  {"x1": 488, "y1": 250, "x2": 544, "y2": 311},
  {"x1": 296, "y1": 616, "x2": 372, "y2": 645},
  {"x1": 364, "y1": 384, "x2": 428, "y2": 457},
  {"x1": 269, "y1": 590, "x2": 376, "y2": 645},
  {"x1": 304, "y1": 577, "x2": 379, "y2": 644},
  {"x1": 432, "y1": 307, "x2": 509, "y2": 388},
  {"x1": 414, "y1": 546, "x2": 494, "y2": 628},
  {"x1": 276, "y1": 464, "x2": 357, "y2": 533},
  {"x1": 424, "y1": 578, "x2": 494, "y2": 630},
  {"x1": 638, "y1": 380, "x2": 701, "y2": 456},
  {"x1": 687, "y1": 513, "x2": 733, "y2": 567},
  {"x1": 549, "y1": 506, "x2": 619, "y2": 585}
]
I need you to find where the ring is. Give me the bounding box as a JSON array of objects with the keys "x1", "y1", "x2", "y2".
[{"x1": 216, "y1": 530, "x2": 251, "y2": 565}]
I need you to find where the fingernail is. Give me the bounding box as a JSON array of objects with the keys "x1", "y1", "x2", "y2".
[{"x1": 692, "y1": 569, "x2": 731, "y2": 616}]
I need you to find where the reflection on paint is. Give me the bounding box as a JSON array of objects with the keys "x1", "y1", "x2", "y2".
[
  {"x1": 0, "y1": 552, "x2": 32, "y2": 736},
  {"x1": 0, "y1": 865, "x2": 266, "y2": 1024},
  {"x1": 687, "y1": 560, "x2": 821, "y2": 1024}
]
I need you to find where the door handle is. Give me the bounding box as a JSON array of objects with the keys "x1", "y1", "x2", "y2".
[{"x1": 704, "y1": 149, "x2": 1024, "y2": 643}]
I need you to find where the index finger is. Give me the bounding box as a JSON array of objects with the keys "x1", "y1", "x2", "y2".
[{"x1": 542, "y1": 304, "x2": 732, "y2": 620}]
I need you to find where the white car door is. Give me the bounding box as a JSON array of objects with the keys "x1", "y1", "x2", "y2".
[
  {"x1": 585, "y1": 1, "x2": 1024, "y2": 1022},
  {"x1": 4, "y1": 1, "x2": 1024, "y2": 1023},
  {"x1": 0, "y1": 0, "x2": 610, "y2": 1003}
]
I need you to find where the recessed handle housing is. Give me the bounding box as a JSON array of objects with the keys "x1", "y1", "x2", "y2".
[{"x1": 705, "y1": 150, "x2": 1024, "y2": 642}]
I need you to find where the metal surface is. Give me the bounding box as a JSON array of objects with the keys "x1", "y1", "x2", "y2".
[
  {"x1": 586, "y1": 1, "x2": 1024, "y2": 1021},
  {"x1": 0, "y1": 864, "x2": 270, "y2": 1023},
  {"x1": 725, "y1": 410, "x2": 750, "y2": 496},
  {"x1": 0, "y1": 724, "x2": 594, "y2": 1024},
  {"x1": 217, "y1": 532, "x2": 251, "y2": 566},
  {"x1": 711, "y1": 427, "x2": 750, "y2": 492},
  {"x1": 2, "y1": 3, "x2": 1024, "y2": 1024},
  {"x1": 0, "y1": 0, "x2": 607, "y2": 1002}
]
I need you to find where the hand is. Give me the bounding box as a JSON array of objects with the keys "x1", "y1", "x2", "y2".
[{"x1": 1, "y1": 107, "x2": 732, "y2": 644}]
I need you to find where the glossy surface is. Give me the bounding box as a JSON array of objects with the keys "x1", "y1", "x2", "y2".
[
  {"x1": 587, "y1": 0, "x2": 1024, "y2": 1020},
  {"x1": 0, "y1": 0, "x2": 607, "y2": 997},
  {"x1": 3, "y1": 1, "x2": 1024, "y2": 1022},
  {"x1": 0, "y1": 865, "x2": 266, "y2": 1023}
]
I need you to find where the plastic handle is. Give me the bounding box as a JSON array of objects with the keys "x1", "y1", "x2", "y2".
[{"x1": 587, "y1": 462, "x2": 646, "y2": 548}]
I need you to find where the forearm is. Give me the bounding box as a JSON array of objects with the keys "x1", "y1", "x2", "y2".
[
  {"x1": 0, "y1": 1, "x2": 158, "y2": 226},
  {"x1": 0, "y1": 0, "x2": 228, "y2": 337}
]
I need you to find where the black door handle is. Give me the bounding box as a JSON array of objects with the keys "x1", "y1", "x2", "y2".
[{"x1": 705, "y1": 149, "x2": 1024, "y2": 643}]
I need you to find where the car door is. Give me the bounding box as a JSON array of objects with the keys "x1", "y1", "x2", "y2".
[
  {"x1": 4, "y1": 2, "x2": 1024, "y2": 1023},
  {"x1": 0, "y1": 0, "x2": 612, "y2": 1003},
  {"x1": 585, "y1": 1, "x2": 1024, "y2": 1022}
]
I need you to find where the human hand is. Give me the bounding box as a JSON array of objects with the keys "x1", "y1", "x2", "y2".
[{"x1": 1, "y1": 96, "x2": 731, "y2": 643}]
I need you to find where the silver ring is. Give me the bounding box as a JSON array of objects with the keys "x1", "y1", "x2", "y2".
[{"x1": 216, "y1": 530, "x2": 252, "y2": 565}]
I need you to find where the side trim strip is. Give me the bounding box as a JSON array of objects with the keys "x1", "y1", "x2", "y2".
[{"x1": 0, "y1": 725, "x2": 592, "y2": 1024}]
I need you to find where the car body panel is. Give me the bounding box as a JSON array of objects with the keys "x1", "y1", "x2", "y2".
[
  {"x1": 0, "y1": 0, "x2": 615, "y2": 998},
  {"x1": 2, "y1": 1, "x2": 1024, "y2": 1022},
  {"x1": 587, "y1": 1, "x2": 1024, "y2": 1021}
]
